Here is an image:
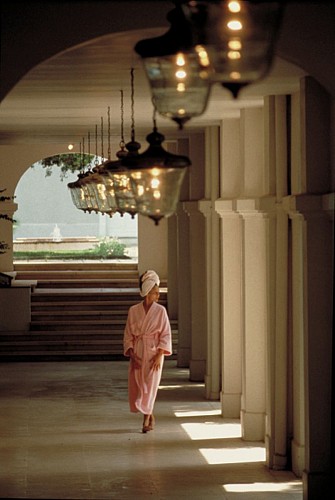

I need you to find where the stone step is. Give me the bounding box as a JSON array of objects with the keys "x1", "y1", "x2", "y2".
[
  {"x1": 34, "y1": 279, "x2": 140, "y2": 288},
  {"x1": 14, "y1": 270, "x2": 139, "y2": 281},
  {"x1": 31, "y1": 300, "x2": 135, "y2": 313},
  {"x1": 0, "y1": 328, "x2": 178, "y2": 359},
  {"x1": 31, "y1": 311, "x2": 129, "y2": 321},
  {"x1": 0, "y1": 331, "x2": 124, "y2": 341},
  {"x1": 30, "y1": 319, "x2": 177, "y2": 330},
  {"x1": 3, "y1": 262, "x2": 177, "y2": 361},
  {"x1": 14, "y1": 262, "x2": 138, "y2": 271},
  {"x1": 30, "y1": 290, "x2": 167, "y2": 302}
]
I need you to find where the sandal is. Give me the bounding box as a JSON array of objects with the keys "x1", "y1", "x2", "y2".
[
  {"x1": 142, "y1": 415, "x2": 151, "y2": 433},
  {"x1": 148, "y1": 414, "x2": 155, "y2": 430}
]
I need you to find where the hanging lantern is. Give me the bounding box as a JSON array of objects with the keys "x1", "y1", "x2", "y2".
[
  {"x1": 135, "y1": 1, "x2": 284, "y2": 124},
  {"x1": 104, "y1": 142, "x2": 139, "y2": 219},
  {"x1": 87, "y1": 167, "x2": 117, "y2": 217},
  {"x1": 89, "y1": 110, "x2": 119, "y2": 217},
  {"x1": 68, "y1": 172, "x2": 95, "y2": 213},
  {"x1": 104, "y1": 74, "x2": 139, "y2": 219},
  {"x1": 134, "y1": 5, "x2": 212, "y2": 129},
  {"x1": 181, "y1": 0, "x2": 284, "y2": 98},
  {"x1": 122, "y1": 118, "x2": 190, "y2": 225},
  {"x1": 67, "y1": 180, "x2": 83, "y2": 211}
]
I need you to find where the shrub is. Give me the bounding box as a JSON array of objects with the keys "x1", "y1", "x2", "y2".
[{"x1": 92, "y1": 237, "x2": 126, "y2": 258}]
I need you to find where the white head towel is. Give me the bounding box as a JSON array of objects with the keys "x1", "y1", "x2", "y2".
[{"x1": 140, "y1": 270, "x2": 160, "y2": 297}]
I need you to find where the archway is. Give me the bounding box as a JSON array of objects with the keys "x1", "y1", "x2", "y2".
[{"x1": 13, "y1": 158, "x2": 138, "y2": 262}]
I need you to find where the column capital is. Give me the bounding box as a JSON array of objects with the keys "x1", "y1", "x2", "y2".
[
  {"x1": 215, "y1": 199, "x2": 236, "y2": 218},
  {"x1": 282, "y1": 193, "x2": 334, "y2": 220},
  {"x1": 236, "y1": 196, "x2": 276, "y2": 216},
  {"x1": 198, "y1": 199, "x2": 212, "y2": 218},
  {"x1": 215, "y1": 197, "x2": 278, "y2": 218},
  {"x1": 183, "y1": 200, "x2": 201, "y2": 217}
]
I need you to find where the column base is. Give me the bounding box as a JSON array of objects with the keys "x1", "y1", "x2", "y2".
[
  {"x1": 177, "y1": 347, "x2": 190, "y2": 368},
  {"x1": 189, "y1": 359, "x2": 205, "y2": 382},
  {"x1": 240, "y1": 409, "x2": 265, "y2": 441},
  {"x1": 303, "y1": 470, "x2": 331, "y2": 500},
  {"x1": 205, "y1": 374, "x2": 220, "y2": 400},
  {"x1": 220, "y1": 392, "x2": 241, "y2": 418},
  {"x1": 291, "y1": 438, "x2": 305, "y2": 478}
]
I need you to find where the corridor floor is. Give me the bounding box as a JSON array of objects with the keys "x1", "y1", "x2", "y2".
[{"x1": 0, "y1": 360, "x2": 302, "y2": 500}]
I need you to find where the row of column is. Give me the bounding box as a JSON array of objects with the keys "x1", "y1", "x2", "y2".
[{"x1": 169, "y1": 78, "x2": 333, "y2": 499}]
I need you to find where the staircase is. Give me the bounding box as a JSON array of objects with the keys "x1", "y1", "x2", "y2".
[{"x1": 0, "y1": 262, "x2": 177, "y2": 361}]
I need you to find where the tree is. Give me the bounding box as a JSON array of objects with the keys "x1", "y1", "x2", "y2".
[
  {"x1": 36, "y1": 153, "x2": 96, "y2": 180},
  {"x1": 0, "y1": 189, "x2": 16, "y2": 254}
]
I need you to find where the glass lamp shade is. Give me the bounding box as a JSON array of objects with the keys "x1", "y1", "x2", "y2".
[
  {"x1": 67, "y1": 181, "x2": 82, "y2": 210},
  {"x1": 135, "y1": 5, "x2": 212, "y2": 128},
  {"x1": 181, "y1": 1, "x2": 284, "y2": 97},
  {"x1": 103, "y1": 160, "x2": 137, "y2": 218},
  {"x1": 141, "y1": 52, "x2": 212, "y2": 129},
  {"x1": 122, "y1": 128, "x2": 190, "y2": 225},
  {"x1": 68, "y1": 173, "x2": 94, "y2": 213},
  {"x1": 91, "y1": 165, "x2": 118, "y2": 217}
]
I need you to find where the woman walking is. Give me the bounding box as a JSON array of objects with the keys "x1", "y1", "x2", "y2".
[{"x1": 123, "y1": 270, "x2": 172, "y2": 433}]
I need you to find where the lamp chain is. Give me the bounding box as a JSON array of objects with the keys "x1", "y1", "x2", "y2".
[
  {"x1": 107, "y1": 106, "x2": 111, "y2": 160},
  {"x1": 130, "y1": 67, "x2": 135, "y2": 142},
  {"x1": 101, "y1": 117, "x2": 104, "y2": 159},
  {"x1": 79, "y1": 141, "x2": 82, "y2": 171},
  {"x1": 120, "y1": 89, "x2": 125, "y2": 148},
  {"x1": 95, "y1": 124, "x2": 99, "y2": 165},
  {"x1": 82, "y1": 137, "x2": 85, "y2": 169}
]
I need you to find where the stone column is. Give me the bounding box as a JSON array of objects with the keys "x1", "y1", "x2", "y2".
[
  {"x1": 199, "y1": 126, "x2": 221, "y2": 400},
  {"x1": 215, "y1": 199, "x2": 243, "y2": 418},
  {"x1": 167, "y1": 214, "x2": 178, "y2": 320},
  {"x1": 283, "y1": 200, "x2": 306, "y2": 477},
  {"x1": 199, "y1": 200, "x2": 221, "y2": 400},
  {"x1": 176, "y1": 203, "x2": 192, "y2": 368},
  {"x1": 184, "y1": 201, "x2": 206, "y2": 382},
  {"x1": 286, "y1": 194, "x2": 333, "y2": 497},
  {"x1": 263, "y1": 95, "x2": 290, "y2": 471},
  {"x1": 237, "y1": 197, "x2": 276, "y2": 441}
]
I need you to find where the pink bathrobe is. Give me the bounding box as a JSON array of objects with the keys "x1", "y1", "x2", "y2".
[{"x1": 123, "y1": 301, "x2": 172, "y2": 415}]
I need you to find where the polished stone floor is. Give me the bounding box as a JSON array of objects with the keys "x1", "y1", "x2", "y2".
[{"x1": 0, "y1": 360, "x2": 302, "y2": 499}]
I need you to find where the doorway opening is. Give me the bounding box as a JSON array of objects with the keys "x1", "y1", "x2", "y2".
[{"x1": 13, "y1": 160, "x2": 138, "y2": 263}]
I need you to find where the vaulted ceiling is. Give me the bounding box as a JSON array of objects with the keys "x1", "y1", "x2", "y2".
[{"x1": 2, "y1": 1, "x2": 333, "y2": 148}]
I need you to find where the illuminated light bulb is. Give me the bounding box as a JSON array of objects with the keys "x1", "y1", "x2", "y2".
[
  {"x1": 199, "y1": 70, "x2": 209, "y2": 79},
  {"x1": 195, "y1": 45, "x2": 210, "y2": 67},
  {"x1": 178, "y1": 108, "x2": 186, "y2": 115},
  {"x1": 68, "y1": 143, "x2": 74, "y2": 151},
  {"x1": 175, "y1": 69, "x2": 187, "y2": 79},
  {"x1": 152, "y1": 168, "x2": 160, "y2": 176},
  {"x1": 151, "y1": 177, "x2": 160, "y2": 189},
  {"x1": 137, "y1": 186, "x2": 145, "y2": 196},
  {"x1": 153, "y1": 190, "x2": 161, "y2": 200},
  {"x1": 228, "y1": 39, "x2": 242, "y2": 50},
  {"x1": 228, "y1": 50, "x2": 241, "y2": 60},
  {"x1": 177, "y1": 82, "x2": 186, "y2": 92},
  {"x1": 228, "y1": 1, "x2": 241, "y2": 13},
  {"x1": 227, "y1": 20, "x2": 243, "y2": 30},
  {"x1": 176, "y1": 53, "x2": 185, "y2": 66},
  {"x1": 230, "y1": 71, "x2": 241, "y2": 80}
]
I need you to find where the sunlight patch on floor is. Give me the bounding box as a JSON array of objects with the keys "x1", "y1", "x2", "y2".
[
  {"x1": 174, "y1": 409, "x2": 222, "y2": 418},
  {"x1": 223, "y1": 481, "x2": 301, "y2": 493},
  {"x1": 159, "y1": 384, "x2": 204, "y2": 390},
  {"x1": 200, "y1": 446, "x2": 266, "y2": 465},
  {"x1": 181, "y1": 421, "x2": 242, "y2": 440}
]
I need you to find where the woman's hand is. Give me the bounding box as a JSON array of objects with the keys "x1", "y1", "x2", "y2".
[{"x1": 151, "y1": 350, "x2": 163, "y2": 371}]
